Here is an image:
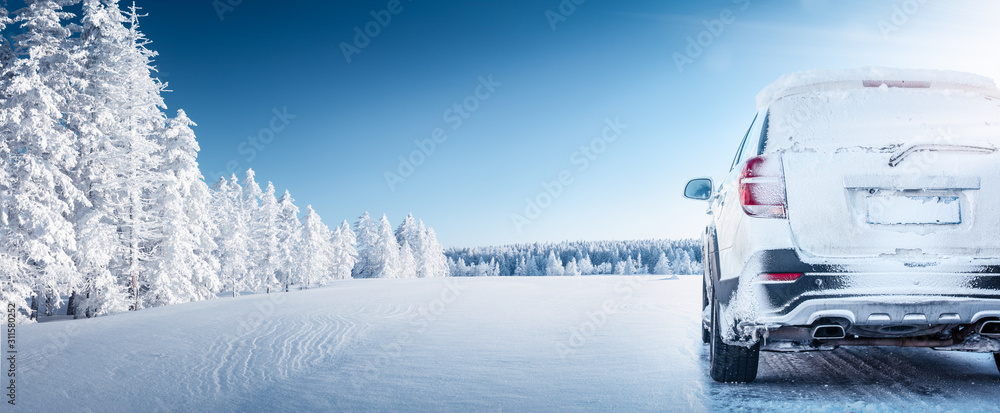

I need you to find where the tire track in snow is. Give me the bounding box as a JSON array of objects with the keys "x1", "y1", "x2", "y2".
[
  {"x1": 182, "y1": 301, "x2": 399, "y2": 401},
  {"x1": 756, "y1": 347, "x2": 965, "y2": 407}
]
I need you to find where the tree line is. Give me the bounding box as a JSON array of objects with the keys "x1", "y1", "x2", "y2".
[{"x1": 446, "y1": 239, "x2": 703, "y2": 277}]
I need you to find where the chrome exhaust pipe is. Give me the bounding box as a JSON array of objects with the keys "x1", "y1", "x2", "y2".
[
  {"x1": 811, "y1": 324, "x2": 847, "y2": 340},
  {"x1": 978, "y1": 320, "x2": 1000, "y2": 337}
]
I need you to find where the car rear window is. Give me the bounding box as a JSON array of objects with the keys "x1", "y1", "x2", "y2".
[{"x1": 763, "y1": 88, "x2": 1000, "y2": 153}]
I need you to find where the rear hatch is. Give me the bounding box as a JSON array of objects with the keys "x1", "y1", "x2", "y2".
[{"x1": 768, "y1": 84, "x2": 1000, "y2": 258}]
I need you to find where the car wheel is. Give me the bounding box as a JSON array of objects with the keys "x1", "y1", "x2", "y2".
[
  {"x1": 709, "y1": 292, "x2": 760, "y2": 383},
  {"x1": 994, "y1": 353, "x2": 1000, "y2": 374}
]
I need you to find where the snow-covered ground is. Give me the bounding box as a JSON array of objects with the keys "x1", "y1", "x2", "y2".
[{"x1": 14, "y1": 276, "x2": 1000, "y2": 412}]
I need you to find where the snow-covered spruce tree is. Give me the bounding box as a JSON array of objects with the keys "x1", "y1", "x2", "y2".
[
  {"x1": 213, "y1": 175, "x2": 252, "y2": 296},
  {"x1": 255, "y1": 182, "x2": 281, "y2": 292},
  {"x1": 399, "y1": 240, "x2": 417, "y2": 278},
  {"x1": 299, "y1": 206, "x2": 337, "y2": 288},
  {"x1": 420, "y1": 225, "x2": 449, "y2": 277},
  {"x1": 330, "y1": 220, "x2": 357, "y2": 280},
  {"x1": 186, "y1": 178, "x2": 222, "y2": 300},
  {"x1": 143, "y1": 109, "x2": 220, "y2": 307},
  {"x1": 394, "y1": 213, "x2": 423, "y2": 276},
  {"x1": 513, "y1": 256, "x2": 528, "y2": 276},
  {"x1": 544, "y1": 251, "x2": 564, "y2": 276},
  {"x1": 394, "y1": 213, "x2": 419, "y2": 246},
  {"x1": 451, "y1": 257, "x2": 468, "y2": 277},
  {"x1": 274, "y1": 190, "x2": 302, "y2": 291},
  {"x1": 634, "y1": 253, "x2": 647, "y2": 274},
  {"x1": 0, "y1": 5, "x2": 13, "y2": 79},
  {"x1": 240, "y1": 169, "x2": 264, "y2": 290},
  {"x1": 565, "y1": 257, "x2": 582, "y2": 276},
  {"x1": 578, "y1": 254, "x2": 594, "y2": 275},
  {"x1": 1, "y1": 0, "x2": 89, "y2": 318},
  {"x1": 478, "y1": 258, "x2": 500, "y2": 277},
  {"x1": 352, "y1": 212, "x2": 378, "y2": 278},
  {"x1": 0, "y1": 5, "x2": 26, "y2": 319},
  {"x1": 73, "y1": 0, "x2": 171, "y2": 311},
  {"x1": 653, "y1": 252, "x2": 673, "y2": 275},
  {"x1": 366, "y1": 215, "x2": 401, "y2": 278},
  {"x1": 525, "y1": 255, "x2": 540, "y2": 276},
  {"x1": 672, "y1": 250, "x2": 693, "y2": 275}
]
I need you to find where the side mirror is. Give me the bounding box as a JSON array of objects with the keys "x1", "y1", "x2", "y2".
[{"x1": 684, "y1": 178, "x2": 713, "y2": 201}]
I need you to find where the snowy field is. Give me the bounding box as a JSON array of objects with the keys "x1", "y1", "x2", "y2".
[{"x1": 14, "y1": 276, "x2": 1000, "y2": 412}]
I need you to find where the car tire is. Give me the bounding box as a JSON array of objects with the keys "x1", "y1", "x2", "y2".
[
  {"x1": 709, "y1": 292, "x2": 760, "y2": 383},
  {"x1": 994, "y1": 353, "x2": 1000, "y2": 374}
]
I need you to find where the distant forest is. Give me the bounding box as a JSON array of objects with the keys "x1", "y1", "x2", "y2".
[{"x1": 446, "y1": 239, "x2": 703, "y2": 276}]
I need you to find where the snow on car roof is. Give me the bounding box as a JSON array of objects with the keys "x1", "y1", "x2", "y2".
[{"x1": 756, "y1": 67, "x2": 999, "y2": 109}]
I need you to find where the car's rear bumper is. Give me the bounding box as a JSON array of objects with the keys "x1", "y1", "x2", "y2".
[
  {"x1": 718, "y1": 249, "x2": 1000, "y2": 334},
  {"x1": 757, "y1": 295, "x2": 1000, "y2": 327}
]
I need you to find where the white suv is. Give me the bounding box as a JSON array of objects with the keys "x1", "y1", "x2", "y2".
[{"x1": 685, "y1": 68, "x2": 1000, "y2": 383}]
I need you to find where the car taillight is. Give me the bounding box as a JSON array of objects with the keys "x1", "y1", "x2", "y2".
[
  {"x1": 757, "y1": 273, "x2": 802, "y2": 283},
  {"x1": 739, "y1": 155, "x2": 787, "y2": 218}
]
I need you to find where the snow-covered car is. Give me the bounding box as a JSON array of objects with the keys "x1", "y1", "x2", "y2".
[{"x1": 684, "y1": 68, "x2": 1000, "y2": 383}]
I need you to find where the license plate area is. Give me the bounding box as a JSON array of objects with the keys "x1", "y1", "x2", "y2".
[{"x1": 866, "y1": 194, "x2": 961, "y2": 225}]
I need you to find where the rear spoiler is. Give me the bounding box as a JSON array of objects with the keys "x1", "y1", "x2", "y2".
[{"x1": 763, "y1": 81, "x2": 1000, "y2": 108}]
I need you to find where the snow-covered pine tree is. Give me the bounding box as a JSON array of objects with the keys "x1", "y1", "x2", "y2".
[
  {"x1": 0, "y1": 6, "x2": 25, "y2": 319},
  {"x1": 274, "y1": 190, "x2": 302, "y2": 291},
  {"x1": 653, "y1": 252, "x2": 673, "y2": 275},
  {"x1": 73, "y1": 0, "x2": 170, "y2": 310},
  {"x1": 673, "y1": 250, "x2": 693, "y2": 275},
  {"x1": 399, "y1": 240, "x2": 417, "y2": 278},
  {"x1": 367, "y1": 215, "x2": 401, "y2": 278},
  {"x1": 240, "y1": 169, "x2": 265, "y2": 290},
  {"x1": 578, "y1": 254, "x2": 594, "y2": 275},
  {"x1": 525, "y1": 255, "x2": 540, "y2": 276},
  {"x1": 395, "y1": 213, "x2": 424, "y2": 277},
  {"x1": 513, "y1": 256, "x2": 528, "y2": 276},
  {"x1": 624, "y1": 256, "x2": 637, "y2": 275},
  {"x1": 484, "y1": 258, "x2": 500, "y2": 277},
  {"x1": 544, "y1": 251, "x2": 564, "y2": 276},
  {"x1": 565, "y1": 257, "x2": 581, "y2": 276},
  {"x1": 255, "y1": 182, "x2": 281, "y2": 292},
  {"x1": 300, "y1": 205, "x2": 336, "y2": 288},
  {"x1": 394, "y1": 213, "x2": 420, "y2": 248},
  {"x1": 330, "y1": 220, "x2": 357, "y2": 280},
  {"x1": 72, "y1": 208, "x2": 128, "y2": 317},
  {"x1": 214, "y1": 175, "x2": 252, "y2": 296},
  {"x1": 352, "y1": 212, "x2": 378, "y2": 278},
  {"x1": 453, "y1": 257, "x2": 469, "y2": 277},
  {"x1": 634, "y1": 253, "x2": 647, "y2": 274},
  {"x1": 2, "y1": 0, "x2": 89, "y2": 317},
  {"x1": 143, "y1": 109, "x2": 221, "y2": 307},
  {"x1": 421, "y1": 226, "x2": 449, "y2": 277},
  {"x1": 0, "y1": 5, "x2": 13, "y2": 83}
]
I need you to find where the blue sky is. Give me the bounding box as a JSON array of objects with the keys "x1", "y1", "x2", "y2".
[{"x1": 51, "y1": 0, "x2": 1000, "y2": 247}]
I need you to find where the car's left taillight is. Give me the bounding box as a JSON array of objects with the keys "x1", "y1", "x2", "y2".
[{"x1": 739, "y1": 155, "x2": 787, "y2": 219}]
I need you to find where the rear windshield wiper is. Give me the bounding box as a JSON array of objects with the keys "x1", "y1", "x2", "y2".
[{"x1": 888, "y1": 144, "x2": 996, "y2": 167}]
